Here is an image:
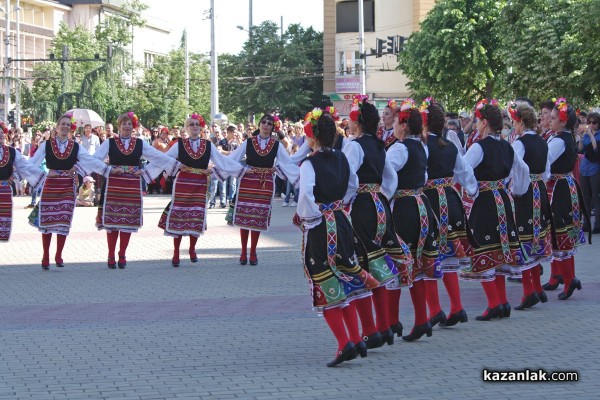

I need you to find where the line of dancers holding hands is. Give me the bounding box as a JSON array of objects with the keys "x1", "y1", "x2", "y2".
[{"x1": 0, "y1": 96, "x2": 586, "y2": 367}]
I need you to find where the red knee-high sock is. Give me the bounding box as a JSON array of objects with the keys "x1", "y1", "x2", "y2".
[
  {"x1": 42, "y1": 233, "x2": 52, "y2": 263},
  {"x1": 106, "y1": 231, "x2": 119, "y2": 259},
  {"x1": 240, "y1": 229, "x2": 249, "y2": 257},
  {"x1": 424, "y1": 279, "x2": 442, "y2": 318},
  {"x1": 531, "y1": 264, "x2": 543, "y2": 293},
  {"x1": 387, "y1": 289, "x2": 401, "y2": 326},
  {"x1": 495, "y1": 275, "x2": 508, "y2": 304},
  {"x1": 372, "y1": 286, "x2": 389, "y2": 332},
  {"x1": 55, "y1": 234, "x2": 66, "y2": 262},
  {"x1": 250, "y1": 230, "x2": 260, "y2": 256},
  {"x1": 189, "y1": 235, "x2": 198, "y2": 257},
  {"x1": 521, "y1": 269, "x2": 534, "y2": 296},
  {"x1": 323, "y1": 307, "x2": 350, "y2": 351},
  {"x1": 560, "y1": 258, "x2": 574, "y2": 291},
  {"x1": 548, "y1": 260, "x2": 561, "y2": 284},
  {"x1": 442, "y1": 272, "x2": 463, "y2": 314},
  {"x1": 481, "y1": 280, "x2": 500, "y2": 309},
  {"x1": 118, "y1": 231, "x2": 131, "y2": 258},
  {"x1": 341, "y1": 302, "x2": 362, "y2": 344},
  {"x1": 354, "y1": 296, "x2": 377, "y2": 336},
  {"x1": 173, "y1": 236, "x2": 182, "y2": 261},
  {"x1": 409, "y1": 280, "x2": 428, "y2": 326}
]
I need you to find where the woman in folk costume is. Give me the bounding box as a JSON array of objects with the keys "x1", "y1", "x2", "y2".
[
  {"x1": 0, "y1": 123, "x2": 45, "y2": 242},
  {"x1": 376, "y1": 99, "x2": 398, "y2": 150},
  {"x1": 546, "y1": 98, "x2": 587, "y2": 300},
  {"x1": 226, "y1": 114, "x2": 299, "y2": 266},
  {"x1": 421, "y1": 99, "x2": 478, "y2": 327},
  {"x1": 297, "y1": 109, "x2": 379, "y2": 367},
  {"x1": 152, "y1": 113, "x2": 242, "y2": 267},
  {"x1": 27, "y1": 113, "x2": 111, "y2": 269},
  {"x1": 387, "y1": 99, "x2": 440, "y2": 341},
  {"x1": 94, "y1": 112, "x2": 179, "y2": 269},
  {"x1": 343, "y1": 97, "x2": 412, "y2": 348},
  {"x1": 461, "y1": 99, "x2": 531, "y2": 320},
  {"x1": 507, "y1": 102, "x2": 554, "y2": 309}
]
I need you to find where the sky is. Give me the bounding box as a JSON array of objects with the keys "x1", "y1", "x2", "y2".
[{"x1": 144, "y1": 0, "x2": 325, "y2": 55}]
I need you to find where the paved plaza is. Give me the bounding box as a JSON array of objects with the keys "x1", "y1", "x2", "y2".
[{"x1": 1, "y1": 195, "x2": 598, "y2": 399}]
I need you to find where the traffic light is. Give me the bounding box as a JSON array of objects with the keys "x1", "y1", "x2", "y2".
[
  {"x1": 398, "y1": 36, "x2": 405, "y2": 53},
  {"x1": 386, "y1": 36, "x2": 396, "y2": 54},
  {"x1": 7, "y1": 110, "x2": 15, "y2": 125},
  {"x1": 376, "y1": 38, "x2": 385, "y2": 58}
]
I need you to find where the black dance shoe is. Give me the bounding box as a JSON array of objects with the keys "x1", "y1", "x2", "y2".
[
  {"x1": 363, "y1": 331, "x2": 383, "y2": 349},
  {"x1": 402, "y1": 322, "x2": 433, "y2": 342},
  {"x1": 355, "y1": 341, "x2": 367, "y2": 358},
  {"x1": 558, "y1": 278, "x2": 582, "y2": 300},
  {"x1": 172, "y1": 258, "x2": 180, "y2": 268},
  {"x1": 380, "y1": 328, "x2": 394, "y2": 346},
  {"x1": 55, "y1": 257, "x2": 64, "y2": 268},
  {"x1": 514, "y1": 293, "x2": 540, "y2": 310},
  {"x1": 440, "y1": 309, "x2": 468, "y2": 327},
  {"x1": 390, "y1": 322, "x2": 403, "y2": 337},
  {"x1": 501, "y1": 303, "x2": 511, "y2": 318},
  {"x1": 117, "y1": 255, "x2": 126, "y2": 269},
  {"x1": 41, "y1": 259, "x2": 50, "y2": 270},
  {"x1": 189, "y1": 250, "x2": 198, "y2": 263},
  {"x1": 326, "y1": 342, "x2": 357, "y2": 367},
  {"x1": 107, "y1": 257, "x2": 116, "y2": 269},
  {"x1": 239, "y1": 255, "x2": 247, "y2": 265},
  {"x1": 542, "y1": 275, "x2": 564, "y2": 291},
  {"x1": 475, "y1": 304, "x2": 504, "y2": 321},
  {"x1": 538, "y1": 291, "x2": 548, "y2": 303},
  {"x1": 249, "y1": 254, "x2": 258, "y2": 266},
  {"x1": 429, "y1": 310, "x2": 447, "y2": 327}
]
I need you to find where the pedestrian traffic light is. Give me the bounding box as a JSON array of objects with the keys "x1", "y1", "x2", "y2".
[
  {"x1": 7, "y1": 110, "x2": 15, "y2": 125},
  {"x1": 376, "y1": 38, "x2": 385, "y2": 58}
]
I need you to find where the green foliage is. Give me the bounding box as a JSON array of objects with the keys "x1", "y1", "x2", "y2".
[
  {"x1": 219, "y1": 22, "x2": 324, "y2": 122},
  {"x1": 398, "y1": 0, "x2": 506, "y2": 110}
]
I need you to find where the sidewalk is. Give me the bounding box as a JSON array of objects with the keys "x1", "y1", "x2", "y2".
[{"x1": 1, "y1": 195, "x2": 598, "y2": 399}]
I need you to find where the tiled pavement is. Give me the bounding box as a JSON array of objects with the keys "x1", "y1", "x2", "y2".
[{"x1": 1, "y1": 195, "x2": 598, "y2": 399}]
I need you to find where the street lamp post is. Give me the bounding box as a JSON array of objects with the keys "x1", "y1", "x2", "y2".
[
  {"x1": 3, "y1": 0, "x2": 10, "y2": 123},
  {"x1": 210, "y1": 0, "x2": 219, "y2": 125}
]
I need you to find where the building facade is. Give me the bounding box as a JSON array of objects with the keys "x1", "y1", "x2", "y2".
[{"x1": 324, "y1": 0, "x2": 435, "y2": 114}]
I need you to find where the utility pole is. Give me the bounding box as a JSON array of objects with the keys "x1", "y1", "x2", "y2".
[
  {"x1": 358, "y1": 0, "x2": 366, "y2": 95},
  {"x1": 3, "y1": 0, "x2": 10, "y2": 123},
  {"x1": 210, "y1": 0, "x2": 218, "y2": 124},
  {"x1": 184, "y1": 29, "x2": 189, "y2": 106},
  {"x1": 249, "y1": 0, "x2": 252, "y2": 39},
  {"x1": 15, "y1": 0, "x2": 19, "y2": 129}
]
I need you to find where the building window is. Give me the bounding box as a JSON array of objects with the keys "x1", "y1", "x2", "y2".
[
  {"x1": 337, "y1": 51, "x2": 362, "y2": 76},
  {"x1": 336, "y1": 0, "x2": 375, "y2": 33}
]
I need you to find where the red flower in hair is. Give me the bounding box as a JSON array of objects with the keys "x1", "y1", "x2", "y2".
[
  {"x1": 127, "y1": 111, "x2": 139, "y2": 129},
  {"x1": 554, "y1": 98, "x2": 568, "y2": 122},
  {"x1": 63, "y1": 113, "x2": 77, "y2": 131},
  {"x1": 397, "y1": 98, "x2": 417, "y2": 123},
  {"x1": 190, "y1": 113, "x2": 206, "y2": 127},
  {"x1": 474, "y1": 99, "x2": 499, "y2": 120},
  {"x1": 507, "y1": 101, "x2": 521, "y2": 123}
]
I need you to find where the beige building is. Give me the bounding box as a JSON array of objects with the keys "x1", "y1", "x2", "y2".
[{"x1": 324, "y1": 0, "x2": 435, "y2": 114}]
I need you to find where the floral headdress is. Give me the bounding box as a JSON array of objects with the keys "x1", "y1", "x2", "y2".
[
  {"x1": 303, "y1": 108, "x2": 324, "y2": 139},
  {"x1": 387, "y1": 99, "x2": 397, "y2": 110},
  {"x1": 127, "y1": 111, "x2": 139, "y2": 129},
  {"x1": 324, "y1": 106, "x2": 339, "y2": 121},
  {"x1": 62, "y1": 112, "x2": 78, "y2": 131},
  {"x1": 554, "y1": 97, "x2": 568, "y2": 122},
  {"x1": 474, "y1": 99, "x2": 499, "y2": 120},
  {"x1": 0, "y1": 121, "x2": 8, "y2": 134},
  {"x1": 349, "y1": 94, "x2": 369, "y2": 122},
  {"x1": 507, "y1": 101, "x2": 521, "y2": 123},
  {"x1": 397, "y1": 98, "x2": 417, "y2": 123},
  {"x1": 190, "y1": 113, "x2": 206, "y2": 128},
  {"x1": 273, "y1": 115, "x2": 282, "y2": 131},
  {"x1": 419, "y1": 97, "x2": 433, "y2": 126}
]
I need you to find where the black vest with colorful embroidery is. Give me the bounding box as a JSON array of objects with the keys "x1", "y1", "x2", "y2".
[
  {"x1": 517, "y1": 133, "x2": 548, "y2": 175},
  {"x1": 550, "y1": 131, "x2": 577, "y2": 174},
  {"x1": 108, "y1": 137, "x2": 143, "y2": 166},
  {"x1": 177, "y1": 138, "x2": 211, "y2": 169},
  {"x1": 0, "y1": 146, "x2": 15, "y2": 180},
  {"x1": 473, "y1": 136, "x2": 514, "y2": 181},
  {"x1": 245, "y1": 136, "x2": 279, "y2": 168},
  {"x1": 45, "y1": 139, "x2": 79, "y2": 170}
]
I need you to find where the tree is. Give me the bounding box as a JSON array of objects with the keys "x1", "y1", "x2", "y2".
[
  {"x1": 398, "y1": 0, "x2": 506, "y2": 110},
  {"x1": 219, "y1": 22, "x2": 323, "y2": 122}
]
